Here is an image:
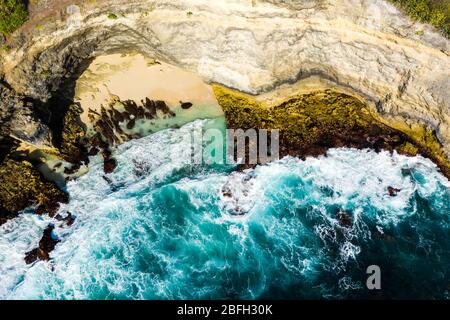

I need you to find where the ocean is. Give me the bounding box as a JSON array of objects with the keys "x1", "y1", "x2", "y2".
[{"x1": 0, "y1": 118, "x2": 449, "y2": 299}]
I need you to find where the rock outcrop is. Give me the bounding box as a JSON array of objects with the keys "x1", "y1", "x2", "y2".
[
  {"x1": 213, "y1": 85, "x2": 450, "y2": 178},
  {"x1": 0, "y1": 159, "x2": 69, "y2": 224},
  {"x1": 24, "y1": 224, "x2": 60, "y2": 264}
]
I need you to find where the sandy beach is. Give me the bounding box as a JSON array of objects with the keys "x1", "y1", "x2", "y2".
[{"x1": 74, "y1": 53, "x2": 223, "y2": 130}]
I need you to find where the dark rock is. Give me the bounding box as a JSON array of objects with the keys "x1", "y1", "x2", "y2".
[
  {"x1": 24, "y1": 225, "x2": 60, "y2": 264},
  {"x1": 137, "y1": 106, "x2": 146, "y2": 119},
  {"x1": 111, "y1": 106, "x2": 125, "y2": 123},
  {"x1": 55, "y1": 212, "x2": 75, "y2": 226},
  {"x1": 87, "y1": 146, "x2": 100, "y2": 156},
  {"x1": 156, "y1": 100, "x2": 175, "y2": 116},
  {"x1": 143, "y1": 98, "x2": 157, "y2": 117},
  {"x1": 180, "y1": 101, "x2": 193, "y2": 109},
  {"x1": 90, "y1": 133, "x2": 109, "y2": 150},
  {"x1": 88, "y1": 108, "x2": 101, "y2": 117},
  {"x1": 36, "y1": 199, "x2": 65, "y2": 217},
  {"x1": 337, "y1": 211, "x2": 352, "y2": 228},
  {"x1": 230, "y1": 207, "x2": 246, "y2": 216},
  {"x1": 126, "y1": 118, "x2": 136, "y2": 130},
  {"x1": 53, "y1": 162, "x2": 63, "y2": 168},
  {"x1": 102, "y1": 176, "x2": 113, "y2": 185},
  {"x1": 401, "y1": 168, "x2": 413, "y2": 176},
  {"x1": 388, "y1": 186, "x2": 401, "y2": 197},
  {"x1": 123, "y1": 100, "x2": 139, "y2": 116},
  {"x1": 63, "y1": 163, "x2": 81, "y2": 175},
  {"x1": 144, "y1": 111, "x2": 154, "y2": 119},
  {"x1": 0, "y1": 207, "x2": 18, "y2": 226},
  {"x1": 103, "y1": 157, "x2": 117, "y2": 174},
  {"x1": 221, "y1": 185, "x2": 232, "y2": 197},
  {"x1": 132, "y1": 159, "x2": 149, "y2": 177},
  {"x1": 95, "y1": 118, "x2": 120, "y2": 145}
]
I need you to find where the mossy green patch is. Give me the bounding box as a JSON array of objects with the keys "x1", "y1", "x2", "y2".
[
  {"x1": 40, "y1": 69, "x2": 51, "y2": 79},
  {"x1": 0, "y1": 159, "x2": 68, "y2": 218},
  {"x1": 107, "y1": 13, "x2": 118, "y2": 20},
  {"x1": 0, "y1": 0, "x2": 28, "y2": 36},
  {"x1": 398, "y1": 141, "x2": 420, "y2": 155}
]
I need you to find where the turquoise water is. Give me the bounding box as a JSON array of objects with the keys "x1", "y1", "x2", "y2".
[{"x1": 0, "y1": 118, "x2": 449, "y2": 299}]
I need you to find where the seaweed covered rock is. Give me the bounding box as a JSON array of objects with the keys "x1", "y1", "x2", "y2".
[
  {"x1": 213, "y1": 85, "x2": 450, "y2": 178},
  {"x1": 0, "y1": 159, "x2": 68, "y2": 223},
  {"x1": 59, "y1": 103, "x2": 88, "y2": 164}
]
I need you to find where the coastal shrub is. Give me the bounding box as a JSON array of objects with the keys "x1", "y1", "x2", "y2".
[
  {"x1": 0, "y1": 0, "x2": 28, "y2": 36},
  {"x1": 389, "y1": 0, "x2": 450, "y2": 37}
]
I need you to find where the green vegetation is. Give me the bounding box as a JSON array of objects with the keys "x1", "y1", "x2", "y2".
[
  {"x1": 107, "y1": 13, "x2": 118, "y2": 20},
  {"x1": 389, "y1": 0, "x2": 450, "y2": 37},
  {"x1": 0, "y1": 0, "x2": 28, "y2": 36},
  {"x1": 187, "y1": 11, "x2": 193, "y2": 16}
]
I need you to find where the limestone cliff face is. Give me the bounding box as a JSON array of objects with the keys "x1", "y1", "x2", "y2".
[{"x1": 0, "y1": 0, "x2": 449, "y2": 156}]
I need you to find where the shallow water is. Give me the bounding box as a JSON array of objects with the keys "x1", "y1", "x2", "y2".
[{"x1": 0, "y1": 119, "x2": 449, "y2": 299}]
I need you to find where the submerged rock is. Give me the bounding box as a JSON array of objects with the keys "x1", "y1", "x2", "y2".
[
  {"x1": 388, "y1": 186, "x2": 401, "y2": 197},
  {"x1": 337, "y1": 211, "x2": 353, "y2": 228}
]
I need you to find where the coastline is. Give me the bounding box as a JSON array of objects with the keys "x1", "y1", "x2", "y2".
[
  {"x1": 2, "y1": 73, "x2": 450, "y2": 229},
  {"x1": 213, "y1": 84, "x2": 450, "y2": 178},
  {"x1": 0, "y1": 4, "x2": 450, "y2": 264}
]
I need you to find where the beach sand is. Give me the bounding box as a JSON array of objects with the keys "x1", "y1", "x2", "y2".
[{"x1": 74, "y1": 53, "x2": 223, "y2": 129}]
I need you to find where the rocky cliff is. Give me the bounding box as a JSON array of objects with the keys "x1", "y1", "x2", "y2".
[{"x1": 0, "y1": 0, "x2": 449, "y2": 159}]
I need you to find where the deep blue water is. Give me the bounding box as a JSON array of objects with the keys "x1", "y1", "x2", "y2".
[{"x1": 0, "y1": 119, "x2": 449, "y2": 299}]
